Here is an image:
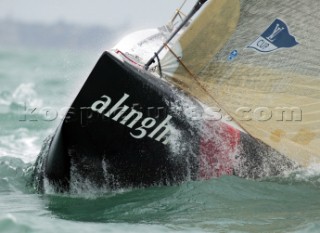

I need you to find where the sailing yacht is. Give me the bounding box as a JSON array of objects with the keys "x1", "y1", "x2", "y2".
[{"x1": 33, "y1": 0, "x2": 319, "y2": 192}]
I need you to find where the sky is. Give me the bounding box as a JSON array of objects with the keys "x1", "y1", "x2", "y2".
[{"x1": 0, "y1": 0, "x2": 196, "y2": 30}]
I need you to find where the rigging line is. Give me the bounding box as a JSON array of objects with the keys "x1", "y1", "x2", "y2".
[
  {"x1": 164, "y1": 43, "x2": 251, "y2": 135},
  {"x1": 164, "y1": 44, "x2": 224, "y2": 109},
  {"x1": 170, "y1": 0, "x2": 187, "y2": 24},
  {"x1": 154, "y1": 52, "x2": 163, "y2": 78},
  {"x1": 144, "y1": 0, "x2": 208, "y2": 70}
]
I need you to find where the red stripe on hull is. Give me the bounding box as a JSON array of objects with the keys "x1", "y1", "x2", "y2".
[{"x1": 199, "y1": 122, "x2": 241, "y2": 179}]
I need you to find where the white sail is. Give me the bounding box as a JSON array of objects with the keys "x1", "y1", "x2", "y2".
[{"x1": 161, "y1": 0, "x2": 320, "y2": 166}]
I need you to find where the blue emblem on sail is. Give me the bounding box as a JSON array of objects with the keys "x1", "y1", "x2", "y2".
[
  {"x1": 228, "y1": 50, "x2": 238, "y2": 61},
  {"x1": 248, "y1": 19, "x2": 298, "y2": 53}
]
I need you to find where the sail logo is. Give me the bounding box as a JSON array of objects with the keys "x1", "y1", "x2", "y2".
[
  {"x1": 91, "y1": 93, "x2": 172, "y2": 145},
  {"x1": 228, "y1": 50, "x2": 238, "y2": 61},
  {"x1": 248, "y1": 19, "x2": 298, "y2": 53}
]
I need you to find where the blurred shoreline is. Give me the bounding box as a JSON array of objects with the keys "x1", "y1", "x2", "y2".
[{"x1": 0, "y1": 18, "x2": 125, "y2": 51}]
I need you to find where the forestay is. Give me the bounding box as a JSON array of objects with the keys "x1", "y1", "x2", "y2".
[{"x1": 161, "y1": 0, "x2": 320, "y2": 166}]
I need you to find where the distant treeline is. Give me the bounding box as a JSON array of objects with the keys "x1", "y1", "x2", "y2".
[{"x1": 0, "y1": 19, "x2": 123, "y2": 50}]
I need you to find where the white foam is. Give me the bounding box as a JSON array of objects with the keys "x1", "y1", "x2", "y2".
[
  {"x1": 0, "y1": 128, "x2": 41, "y2": 163},
  {"x1": 284, "y1": 163, "x2": 320, "y2": 182},
  {"x1": 12, "y1": 83, "x2": 43, "y2": 108}
]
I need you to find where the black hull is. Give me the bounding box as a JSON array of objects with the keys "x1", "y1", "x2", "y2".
[
  {"x1": 33, "y1": 52, "x2": 297, "y2": 192},
  {"x1": 35, "y1": 52, "x2": 205, "y2": 191}
]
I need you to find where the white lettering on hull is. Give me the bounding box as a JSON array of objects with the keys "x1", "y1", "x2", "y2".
[{"x1": 91, "y1": 93, "x2": 172, "y2": 145}]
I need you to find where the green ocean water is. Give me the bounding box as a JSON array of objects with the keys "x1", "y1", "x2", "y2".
[{"x1": 1, "y1": 47, "x2": 320, "y2": 233}]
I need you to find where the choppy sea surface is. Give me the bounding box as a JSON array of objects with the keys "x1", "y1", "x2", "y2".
[{"x1": 1, "y1": 46, "x2": 320, "y2": 233}]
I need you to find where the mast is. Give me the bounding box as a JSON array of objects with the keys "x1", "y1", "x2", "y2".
[{"x1": 144, "y1": 0, "x2": 208, "y2": 70}]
